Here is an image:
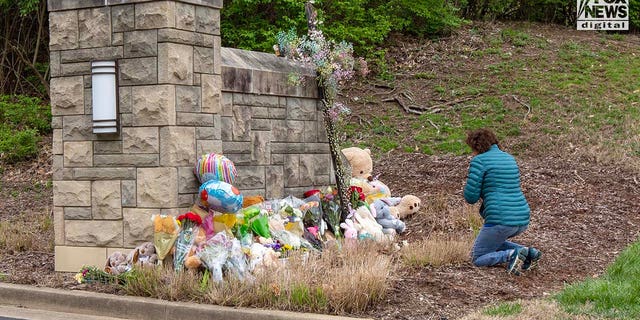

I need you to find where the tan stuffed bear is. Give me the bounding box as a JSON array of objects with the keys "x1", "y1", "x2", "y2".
[
  {"x1": 341, "y1": 147, "x2": 394, "y2": 203},
  {"x1": 390, "y1": 195, "x2": 422, "y2": 219},
  {"x1": 341, "y1": 147, "x2": 373, "y2": 180}
]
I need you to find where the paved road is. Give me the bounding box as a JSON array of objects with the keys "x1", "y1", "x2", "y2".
[{"x1": 0, "y1": 305, "x2": 123, "y2": 320}]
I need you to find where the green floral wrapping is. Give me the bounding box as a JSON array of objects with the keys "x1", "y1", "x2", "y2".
[
  {"x1": 154, "y1": 231, "x2": 178, "y2": 263},
  {"x1": 173, "y1": 225, "x2": 197, "y2": 272}
]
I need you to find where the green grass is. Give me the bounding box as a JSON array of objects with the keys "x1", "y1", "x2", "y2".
[
  {"x1": 482, "y1": 301, "x2": 523, "y2": 316},
  {"x1": 500, "y1": 28, "x2": 531, "y2": 47},
  {"x1": 0, "y1": 95, "x2": 51, "y2": 164},
  {"x1": 555, "y1": 239, "x2": 640, "y2": 319}
]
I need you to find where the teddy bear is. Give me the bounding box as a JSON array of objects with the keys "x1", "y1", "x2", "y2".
[
  {"x1": 340, "y1": 147, "x2": 391, "y2": 203},
  {"x1": 391, "y1": 195, "x2": 421, "y2": 219},
  {"x1": 105, "y1": 251, "x2": 131, "y2": 275},
  {"x1": 373, "y1": 198, "x2": 407, "y2": 235}
]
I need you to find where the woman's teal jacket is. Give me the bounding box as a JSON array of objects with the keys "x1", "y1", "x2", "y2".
[{"x1": 463, "y1": 144, "x2": 530, "y2": 226}]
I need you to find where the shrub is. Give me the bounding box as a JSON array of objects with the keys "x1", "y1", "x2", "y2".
[
  {"x1": 0, "y1": 125, "x2": 39, "y2": 163},
  {"x1": 0, "y1": 95, "x2": 51, "y2": 134},
  {"x1": 0, "y1": 95, "x2": 50, "y2": 163},
  {"x1": 222, "y1": 0, "x2": 464, "y2": 55}
]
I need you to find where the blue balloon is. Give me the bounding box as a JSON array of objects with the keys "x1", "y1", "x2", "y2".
[{"x1": 198, "y1": 180, "x2": 243, "y2": 213}]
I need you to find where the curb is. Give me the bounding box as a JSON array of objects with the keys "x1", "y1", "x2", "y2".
[{"x1": 0, "y1": 282, "x2": 371, "y2": 320}]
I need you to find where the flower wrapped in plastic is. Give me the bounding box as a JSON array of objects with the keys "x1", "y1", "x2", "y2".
[
  {"x1": 224, "y1": 237, "x2": 250, "y2": 282},
  {"x1": 320, "y1": 187, "x2": 342, "y2": 238},
  {"x1": 239, "y1": 205, "x2": 271, "y2": 238},
  {"x1": 174, "y1": 212, "x2": 202, "y2": 272},
  {"x1": 301, "y1": 192, "x2": 325, "y2": 236},
  {"x1": 151, "y1": 214, "x2": 180, "y2": 266},
  {"x1": 198, "y1": 232, "x2": 232, "y2": 283}
]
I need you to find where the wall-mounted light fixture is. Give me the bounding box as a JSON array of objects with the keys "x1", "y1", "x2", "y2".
[{"x1": 91, "y1": 60, "x2": 118, "y2": 134}]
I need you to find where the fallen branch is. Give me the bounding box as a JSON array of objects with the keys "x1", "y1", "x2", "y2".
[
  {"x1": 408, "y1": 94, "x2": 481, "y2": 112},
  {"x1": 383, "y1": 96, "x2": 423, "y2": 115},
  {"x1": 511, "y1": 95, "x2": 531, "y2": 120},
  {"x1": 426, "y1": 119, "x2": 440, "y2": 134},
  {"x1": 573, "y1": 170, "x2": 585, "y2": 183}
]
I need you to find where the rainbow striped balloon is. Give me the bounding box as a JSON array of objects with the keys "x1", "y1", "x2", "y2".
[{"x1": 194, "y1": 153, "x2": 237, "y2": 184}]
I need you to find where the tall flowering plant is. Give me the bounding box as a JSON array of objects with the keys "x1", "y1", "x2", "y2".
[{"x1": 276, "y1": 5, "x2": 368, "y2": 224}]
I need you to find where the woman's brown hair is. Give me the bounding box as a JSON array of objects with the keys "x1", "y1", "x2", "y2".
[{"x1": 465, "y1": 129, "x2": 499, "y2": 154}]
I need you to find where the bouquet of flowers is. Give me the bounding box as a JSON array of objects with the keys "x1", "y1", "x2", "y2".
[
  {"x1": 174, "y1": 212, "x2": 202, "y2": 272},
  {"x1": 152, "y1": 214, "x2": 180, "y2": 266},
  {"x1": 317, "y1": 187, "x2": 341, "y2": 238},
  {"x1": 348, "y1": 186, "x2": 367, "y2": 210},
  {"x1": 75, "y1": 265, "x2": 120, "y2": 284},
  {"x1": 198, "y1": 232, "x2": 232, "y2": 283}
]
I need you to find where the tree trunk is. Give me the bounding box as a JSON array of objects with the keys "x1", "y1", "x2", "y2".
[{"x1": 322, "y1": 101, "x2": 351, "y2": 223}]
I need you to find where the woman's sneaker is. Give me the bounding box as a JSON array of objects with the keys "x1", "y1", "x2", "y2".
[
  {"x1": 522, "y1": 247, "x2": 542, "y2": 271},
  {"x1": 506, "y1": 248, "x2": 528, "y2": 275}
]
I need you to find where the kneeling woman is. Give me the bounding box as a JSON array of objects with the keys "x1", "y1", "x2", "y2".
[{"x1": 463, "y1": 129, "x2": 541, "y2": 275}]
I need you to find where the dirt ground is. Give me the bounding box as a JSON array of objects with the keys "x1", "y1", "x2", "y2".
[
  {"x1": 2, "y1": 144, "x2": 639, "y2": 319},
  {"x1": 367, "y1": 152, "x2": 640, "y2": 319},
  {"x1": 2, "y1": 21, "x2": 640, "y2": 319}
]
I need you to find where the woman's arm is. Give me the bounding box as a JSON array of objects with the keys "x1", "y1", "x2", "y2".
[{"x1": 463, "y1": 157, "x2": 484, "y2": 204}]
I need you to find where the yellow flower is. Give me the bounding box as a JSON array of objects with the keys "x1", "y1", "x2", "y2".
[
  {"x1": 74, "y1": 273, "x2": 83, "y2": 284},
  {"x1": 283, "y1": 244, "x2": 293, "y2": 251}
]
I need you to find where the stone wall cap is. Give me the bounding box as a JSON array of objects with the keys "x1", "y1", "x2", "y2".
[
  {"x1": 221, "y1": 47, "x2": 315, "y2": 76},
  {"x1": 48, "y1": 0, "x2": 222, "y2": 12}
]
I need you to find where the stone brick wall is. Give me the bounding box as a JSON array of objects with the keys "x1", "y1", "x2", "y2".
[
  {"x1": 220, "y1": 48, "x2": 334, "y2": 200},
  {"x1": 48, "y1": 0, "x2": 331, "y2": 272}
]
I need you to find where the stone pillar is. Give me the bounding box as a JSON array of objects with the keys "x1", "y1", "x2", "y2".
[{"x1": 49, "y1": 0, "x2": 223, "y2": 272}]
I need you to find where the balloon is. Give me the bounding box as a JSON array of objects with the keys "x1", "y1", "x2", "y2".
[
  {"x1": 199, "y1": 180, "x2": 243, "y2": 213},
  {"x1": 194, "y1": 153, "x2": 237, "y2": 184}
]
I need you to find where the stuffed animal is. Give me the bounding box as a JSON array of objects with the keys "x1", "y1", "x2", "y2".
[
  {"x1": 242, "y1": 195, "x2": 265, "y2": 208},
  {"x1": 391, "y1": 195, "x2": 421, "y2": 219},
  {"x1": 105, "y1": 251, "x2": 130, "y2": 275},
  {"x1": 249, "y1": 243, "x2": 282, "y2": 274},
  {"x1": 352, "y1": 205, "x2": 384, "y2": 241},
  {"x1": 340, "y1": 218, "x2": 358, "y2": 239},
  {"x1": 184, "y1": 227, "x2": 207, "y2": 270},
  {"x1": 341, "y1": 147, "x2": 421, "y2": 210},
  {"x1": 131, "y1": 242, "x2": 158, "y2": 268},
  {"x1": 340, "y1": 147, "x2": 391, "y2": 203},
  {"x1": 373, "y1": 198, "x2": 407, "y2": 235}
]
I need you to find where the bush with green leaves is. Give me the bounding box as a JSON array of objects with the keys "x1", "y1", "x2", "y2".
[
  {"x1": 0, "y1": 95, "x2": 50, "y2": 163},
  {"x1": 222, "y1": 0, "x2": 463, "y2": 56}
]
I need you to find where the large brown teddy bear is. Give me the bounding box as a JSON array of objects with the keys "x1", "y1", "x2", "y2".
[
  {"x1": 340, "y1": 147, "x2": 391, "y2": 203},
  {"x1": 341, "y1": 147, "x2": 421, "y2": 218}
]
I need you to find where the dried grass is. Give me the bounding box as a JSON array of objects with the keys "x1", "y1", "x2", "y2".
[
  {"x1": 124, "y1": 241, "x2": 395, "y2": 314},
  {"x1": 400, "y1": 234, "x2": 473, "y2": 268},
  {"x1": 460, "y1": 299, "x2": 593, "y2": 320},
  {"x1": 421, "y1": 192, "x2": 483, "y2": 234},
  {"x1": 0, "y1": 210, "x2": 52, "y2": 253}
]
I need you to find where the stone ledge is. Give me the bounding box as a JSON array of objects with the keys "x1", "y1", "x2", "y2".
[
  {"x1": 54, "y1": 245, "x2": 106, "y2": 272},
  {"x1": 0, "y1": 282, "x2": 369, "y2": 320}
]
